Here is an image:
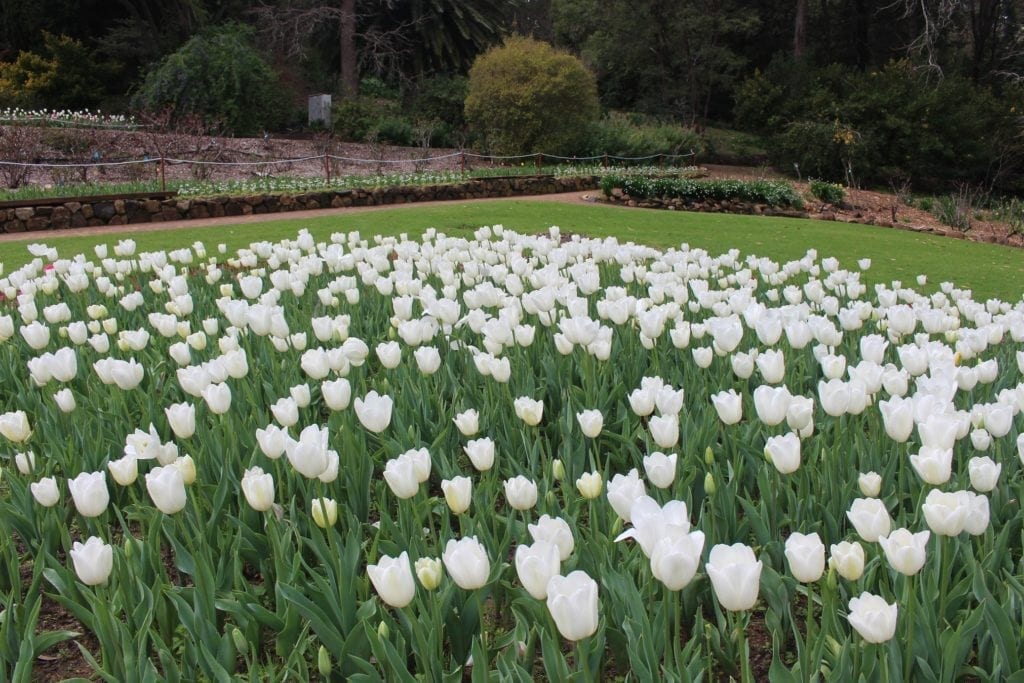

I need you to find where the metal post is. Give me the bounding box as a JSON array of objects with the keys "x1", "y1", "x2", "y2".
[
  {"x1": 325, "y1": 153, "x2": 331, "y2": 185},
  {"x1": 159, "y1": 156, "x2": 166, "y2": 192},
  {"x1": 535, "y1": 153, "x2": 542, "y2": 172},
  {"x1": 603, "y1": 153, "x2": 609, "y2": 168},
  {"x1": 460, "y1": 151, "x2": 466, "y2": 174}
]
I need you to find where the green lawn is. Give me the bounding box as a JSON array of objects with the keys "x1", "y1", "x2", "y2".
[{"x1": 1, "y1": 200, "x2": 1021, "y2": 301}]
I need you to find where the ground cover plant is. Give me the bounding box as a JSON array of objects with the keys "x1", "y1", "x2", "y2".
[
  {"x1": 0, "y1": 212, "x2": 1022, "y2": 680},
  {"x1": 600, "y1": 175, "x2": 802, "y2": 209}
]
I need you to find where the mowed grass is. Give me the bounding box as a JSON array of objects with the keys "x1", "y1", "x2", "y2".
[{"x1": 1, "y1": 199, "x2": 1021, "y2": 301}]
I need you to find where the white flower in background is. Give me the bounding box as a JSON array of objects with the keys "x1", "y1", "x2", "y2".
[
  {"x1": 576, "y1": 409, "x2": 603, "y2": 438},
  {"x1": 354, "y1": 391, "x2": 393, "y2": 433},
  {"x1": 513, "y1": 397, "x2": 543, "y2": 426},
  {"x1": 829, "y1": 541, "x2": 865, "y2": 581},
  {"x1": 711, "y1": 389, "x2": 742, "y2": 425},
  {"x1": 648, "y1": 414, "x2": 679, "y2": 449},
  {"x1": 764, "y1": 433, "x2": 801, "y2": 474},
  {"x1": 442, "y1": 476, "x2": 472, "y2": 514},
  {"x1": 643, "y1": 452, "x2": 677, "y2": 489},
  {"x1": 504, "y1": 475, "x2": 538, "y2": 510},
  {"x1": 846, "y1": 498, "x2": 892, "y2": 543},
  {"x1": 858, "y1": 471, "x2": 882, "y2": 497},
  {"x1": 910, "y1": 446, "x2": 953, "y2": 486},
  {"x1": 606, "y1": 469, "x2": 647, "y2": 522},
  {"x1": 464, "y1": 437, "x2": 495, "y2": 471},
  {"x1": 529, "y1": 515, "x2": 575, "y2": 561},
  {"x1": 68, "y1": 471, "x2": 109, "y2": 517},
  {"x1": 785, "y1": 532, "x2": 826, "y2": 583},
  {"x1": 30, "y1": 477, "x2": 60, "y2": 507},
  {"x1": 0, "y1": 410, "x2": 32, "y2": 443},
  {"x1": 878, "y1": 528, "x2": 929, "y2": 576}
]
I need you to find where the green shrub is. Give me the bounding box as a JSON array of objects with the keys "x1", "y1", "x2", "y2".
[
  {"x1": 409, "y1": 75, "x2": 468, "y2": 131},
  {"x1": 465, "y1": 36, "x2": 599, "y2": 155},
  {"x1": 601, "y1": 174, "x2": 801, "y2": 208},
  {"x1": 809, "y1": 179, "x2": 845, "y2": 204},
  {"x1": 737, "y1": 57, "x2": 1020, "y2": 188},
  {"x1": 586, "y1": 112, "x2": 704, "y2": 159},
  {"x1": 131, "y1": 24, "x2": 288, "y2": 135},
  {"x1": 374, "y1": 116, "x2": 414, "y2": 146},
  {"x1": 0, "y1": 33, "x2": 111, "y2": 109},
  {"x1": 917, "y1": 197, "x2": 934, "y2": 212}
]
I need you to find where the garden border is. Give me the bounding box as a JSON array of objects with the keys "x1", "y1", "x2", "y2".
[{"x1": 0, "y1": 175, "x2": 599, "y2": 234}]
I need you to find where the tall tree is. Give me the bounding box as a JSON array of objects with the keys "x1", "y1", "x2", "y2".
[{"x1": 794, "y1": 0, "x2": 807, "y2": 60}]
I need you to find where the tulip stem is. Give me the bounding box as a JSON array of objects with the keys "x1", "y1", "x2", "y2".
[
  {"x1": 576, "y1": 640, "x2": 592, "y2": 681},
  {"x1": 731, "y1": 611, "x2": 753, "y2": 683},
  {"x1": 937, "y1": 535, "x2": 951, "y2": 629},
  {"x1": 803, "y1": 583, "x2": 815, "y2": 679},
  {"x1": 903, "y1": 574, "x2": 915, "y2": 682}
]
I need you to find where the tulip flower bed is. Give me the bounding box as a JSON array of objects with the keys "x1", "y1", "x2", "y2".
[{"x1": 0, "y1": 227, "x2": 1022, "y2": 681}]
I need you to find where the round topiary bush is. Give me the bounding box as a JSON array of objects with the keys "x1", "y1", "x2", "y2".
[{"x1": 464, "y1": 36, "x2": 599, "y2": 156}]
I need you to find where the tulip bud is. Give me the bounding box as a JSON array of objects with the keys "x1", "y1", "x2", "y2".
[
  {"x1": 576, "y1": 471, "x2": 602, "y2": 499},
  {"x1": 173, "y1": 455, "x2": 196, "y2": 485},
  {"x1": 317, "y1": 645, "x2": 332, "y2": 677},
  {"x1": 551, "y1": 459, "x2": 565, "y2": 480},
  {"x1": 415, "y1": 557, "x2": 443, "y2": 590},
  {"x1": 857, "y1": 471, "x2": 882, "y2": 497},
  {"x1": 704, "y1": 446, "x2": 715, "y2": 466},
  {"x1": 231, "y1": 627, "x2": 247, "y2": 654},
  {"x1": 311, "y1": 498, "x2": 338, "y2": 528},
  {"x1": 703, "y1": 472, "x2": 716, "y2": 495},
  {"x1": 377, "y1": 622, "x2": 389, "y2": 640},
  {"x1": 15, "y1": 450, "x2": 35, "y2": 475}
]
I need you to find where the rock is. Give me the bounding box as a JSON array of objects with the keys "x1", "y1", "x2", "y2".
[
  {"x1": 94, "y1": 202, "x2": 116, "y2": 220},
  {"x1": 145, "y1": 199, "x2": 161, "y2": 213},
  {"x1": 14, "y1": 207, "x2": 34, "y2": 221},
  {"x1": 113, "y1": 199, "x2": 125, "y2": 214}
]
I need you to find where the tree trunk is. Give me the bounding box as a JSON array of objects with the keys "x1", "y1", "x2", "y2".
[
  {"x1": 339, "y1": 0, "x2": 358, "y2": 97},
  {"x1": 794, "y1": 0, "x2": 808, "y2": 60}
]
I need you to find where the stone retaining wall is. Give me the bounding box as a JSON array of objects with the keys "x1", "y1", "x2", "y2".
[{"x1": 0, "y1": 175, "x2": 600, "y2": 234}]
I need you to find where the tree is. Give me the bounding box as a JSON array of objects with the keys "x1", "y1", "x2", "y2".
[
  {"x1": 0, "y1": 32, "x2": 113, "y2": 109},
  {"x1": 131, "y1": 23, "x2": 288, "y2": 134},
  {"x1": 552, "y1": 0, "x2": 758, "y2": 123},
  {"x1": 464, "y1": 36, "x2": 599, "y2": 154}
]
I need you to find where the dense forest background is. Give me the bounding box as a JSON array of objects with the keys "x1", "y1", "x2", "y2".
[{"x1": 1, "y1": 0, "x2": 1022, "y2": 189}]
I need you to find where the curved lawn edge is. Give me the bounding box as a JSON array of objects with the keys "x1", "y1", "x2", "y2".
[{"x1": 0, "y1": 198, "x2": 1021, "y2": 303}]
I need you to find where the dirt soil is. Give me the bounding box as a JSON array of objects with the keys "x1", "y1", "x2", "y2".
[{"x1": 701, "y1": 164, "x2": 1021, "y2": 248}]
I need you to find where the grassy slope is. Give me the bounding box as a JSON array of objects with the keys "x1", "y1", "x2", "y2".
[{"x1": 0, "y1": 200, "x2": 1021, "y2": 302}]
